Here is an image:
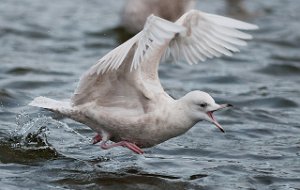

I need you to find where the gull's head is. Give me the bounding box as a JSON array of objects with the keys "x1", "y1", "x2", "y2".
[{"x1": 181, "y1": 91, "x2": 232, "y2": 133}]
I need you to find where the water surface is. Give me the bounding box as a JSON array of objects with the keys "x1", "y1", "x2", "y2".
[{"x1": 1, "y1": 0, "x2": 300, "y2": 189}]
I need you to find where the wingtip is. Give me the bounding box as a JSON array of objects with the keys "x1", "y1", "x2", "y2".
[
  {"x1": 246, "y1": 23, "x2": 259, "y2": 30},
  {"x1": 203, "y1": 12, "x2": 259, "y2": 30}
]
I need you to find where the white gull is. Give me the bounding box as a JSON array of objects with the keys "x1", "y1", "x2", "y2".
[{"x1": 30, "y1": 10, "x2": 258, "y2": 154}]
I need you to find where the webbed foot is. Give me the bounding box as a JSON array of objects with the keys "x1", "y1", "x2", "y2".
[{"x1": 100, "y1": 141, "x2": 144, "y2": 154}]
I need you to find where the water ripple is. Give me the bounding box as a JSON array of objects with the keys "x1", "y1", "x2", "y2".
[
  {"x1": 1, "y1": 0, "x2": 300, "y2": 189},
  {"x1": 0, "y1": 27, "x2": 51, "y2": 39},
  {"x1": 257, "y1": 63, "x2": 300, "y2": 76}
]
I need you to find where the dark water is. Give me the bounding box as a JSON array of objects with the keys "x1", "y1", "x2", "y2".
[{"x1": 1, "y1": 0, "x2": 300, "y2": 189}]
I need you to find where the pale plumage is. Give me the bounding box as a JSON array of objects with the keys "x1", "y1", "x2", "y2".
[{"x1": 30, "y1": 10, "x2": 258, "y2": 154}]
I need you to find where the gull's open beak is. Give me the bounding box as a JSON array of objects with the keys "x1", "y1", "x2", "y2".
[{"x1": 207, "y1": 104, "x2": 232, "y2": 133}]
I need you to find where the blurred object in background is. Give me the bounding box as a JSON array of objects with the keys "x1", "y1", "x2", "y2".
[
  {"x1": 225, "y1": 0, "x2": 250, "y2": 18},
  {"x1": 121, "y1": 0, "x2": 195, "y2": 34}
]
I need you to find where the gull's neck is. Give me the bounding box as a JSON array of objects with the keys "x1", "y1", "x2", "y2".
[{"x1": 169, "y1": 96, "x2": 200, "y2": 131}]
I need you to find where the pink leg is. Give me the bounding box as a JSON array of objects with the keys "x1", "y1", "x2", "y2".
[
  {"x1": 100, "y1": 141, "x2": 144, "y2": 154},
  {"x1": 92, "y1": 134, "x2": 102, "y2": 144}
]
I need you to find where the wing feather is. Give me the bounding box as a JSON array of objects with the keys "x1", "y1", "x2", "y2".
[
  {"x1": 90, "y1": 33, "x2": 141, "y2": 75},
  {"x1": 131, "y1": 15, "x2": 186, "y2": 70},
  {"x1": 203, "y1": 12, "x2": 258, "y2": 30},
  {"x1": 165, "y1": 10, "x2": 258, "y2": 65}
]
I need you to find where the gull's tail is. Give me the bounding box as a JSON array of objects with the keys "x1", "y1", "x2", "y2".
[
  {"x1": 29, "y1": 96, "x2": 73, "y2": 116},
  {"x1": 29, "y1": 96, "x2": 87, "y2": 124}
]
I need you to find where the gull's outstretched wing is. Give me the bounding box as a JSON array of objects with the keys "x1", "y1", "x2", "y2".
[
  {"x1": 164, "y1": 10, "x2": 258, "y2": 64},
  {"x1": 72, "y1": 10, "x2": 257, "y2": 114},
  {"x1": 72, "y1": 15, "x2": 185, "y2": 113}
]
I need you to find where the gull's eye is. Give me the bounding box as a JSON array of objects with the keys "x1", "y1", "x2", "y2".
[{"x1": 199, "y1": 103, "x2": 208, "y2": 108}]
